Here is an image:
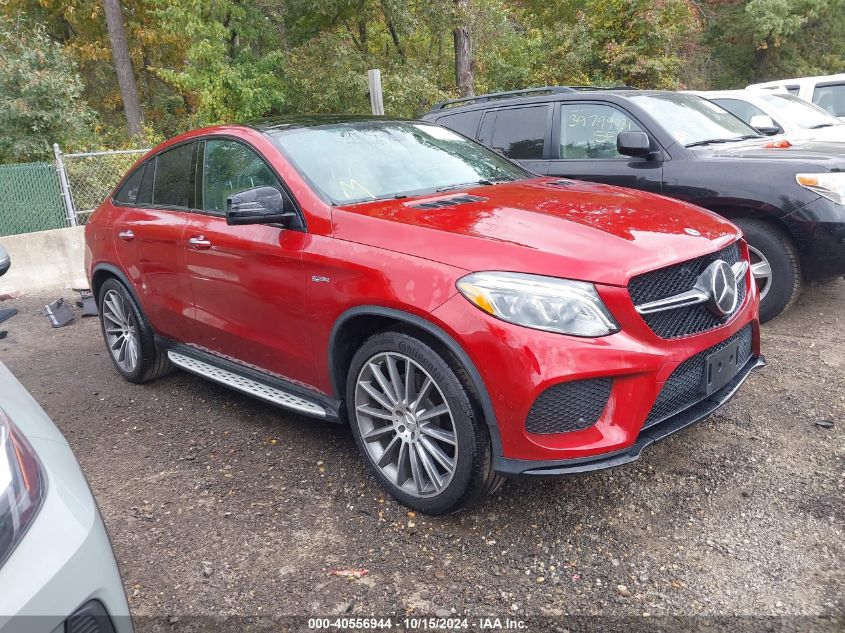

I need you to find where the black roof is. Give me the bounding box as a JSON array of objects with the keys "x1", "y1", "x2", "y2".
[{"x1": 247, "y1": 114, "x2": 411, "y2": 133}]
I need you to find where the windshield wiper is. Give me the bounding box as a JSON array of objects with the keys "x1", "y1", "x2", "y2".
[
  {"x1": 809, "y1": 123, "x2": 836, "y2": 129},
  {"x1": 685, "y1": 135, "x2": 758, "y2": 148},
  {"x1": 436, "y1": 177, "x2": 513, "y2": 192}
]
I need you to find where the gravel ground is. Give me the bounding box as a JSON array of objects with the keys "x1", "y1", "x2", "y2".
[{"x1": 0, "y1": 281, "x2": 843, "y2": 630}]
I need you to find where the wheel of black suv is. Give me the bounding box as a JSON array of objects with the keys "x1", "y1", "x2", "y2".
[
  {"x1": 98, "y1": 278, "x2": 172, "y2": 383},
  {"x1": 346, "y1": 330, "x2": 504, "y2": 515},
  {"x1": 735, "y1": 218, "x2": 802, "y2": 323}
]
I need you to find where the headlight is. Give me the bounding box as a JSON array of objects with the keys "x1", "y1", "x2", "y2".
[
  {"x1": 457, "y1": 272, "x2": 619, "y2": 337},
  {"x1": 796, "y1": 172, "x2": 845, "y2": 205},
  {"x1": 0, "y1": 408, "x2": 46, "y2": 569}
]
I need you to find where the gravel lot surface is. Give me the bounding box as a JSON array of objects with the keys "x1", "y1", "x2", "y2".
[{"x1": 0, "y1": 281, "x2": 843, "y2": 630}]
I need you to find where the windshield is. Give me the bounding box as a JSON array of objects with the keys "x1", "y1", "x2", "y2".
[
  {"x1": 268, "y1": 121, "x2": 529, "y2": 204},
  {"x1": 629, "y1": 93, "x2": 761, "y2": 146},
  {"x1": 758, "y1": 93, "x2": 842, "y2": 129}
]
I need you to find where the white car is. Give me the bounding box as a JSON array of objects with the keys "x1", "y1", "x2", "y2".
[
  {"x1": 0, "y1": 252, "x2": 131, "y2": 632},
  {"x1": 691, "y1": 89, "x2": 845, "y2": 143},
  {"x1": 747, "y1": 73, "x2": 845, "y2": 121}
]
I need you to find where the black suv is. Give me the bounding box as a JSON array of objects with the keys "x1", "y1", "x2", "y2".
[{"x1": 423, "y1": 87, "x2": 845, "y2": 322}]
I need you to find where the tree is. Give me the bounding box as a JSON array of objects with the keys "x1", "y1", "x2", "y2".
[
  {"x1": 453, "y1": 0, "x2": 474, "y2": 97},
  {"x1": 102, "y1": 0, "x2": 143, "y2": 137},
  {"x1": 0, "y1": 20, "x2": 94, "y2": 163}
]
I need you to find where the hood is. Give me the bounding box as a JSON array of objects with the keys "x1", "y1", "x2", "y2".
[
  {"x1": 331, "y1": 178, "x2": 741, "y2": 287},
  {"x1": 787, "y1": 125, "x2": 845, "y2": 144},
  {"x1": 692, "y1": 136, "x2": 845, "y2": 168}
]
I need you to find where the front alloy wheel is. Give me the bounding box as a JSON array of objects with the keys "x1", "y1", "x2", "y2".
[
  {"x1": 354, "y1": 352, "x2": 458, "y2": 497},
  {"x1": 346, "y1": 330, "x2": 504, "y2": 514}
]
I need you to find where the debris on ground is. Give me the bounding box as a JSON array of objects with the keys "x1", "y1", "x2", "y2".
[
  {"x1": 0, "y1": 307, "x2": 17, "y2": 324},
  {"x1": 814, "y1": 419, "x2": 834, "y2": 429},
  {"x1": 75, "y1": 289, "x2": 98, "y2": 317},
  {"x1": 42, "y1": 298, "x2": 74, "y2": 328},
  {"x1": 330, "y1": 569, "x2": 369, "y2": 579}
]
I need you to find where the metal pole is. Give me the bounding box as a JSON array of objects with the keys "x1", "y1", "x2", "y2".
[
  {"x1": 53, "y1": 143, "x2": 77, "y2": 227},
  {"x1": 368, "y1": 69, "x2": 385, "y2": 116}
]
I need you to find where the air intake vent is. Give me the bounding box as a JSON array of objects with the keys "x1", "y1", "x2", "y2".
[
  {"x1": 525, "y1": 378, "x2": 612, "y2": 435},
  {"x1": 408, "y1": 194, "x2": 486, "y2": 210},
  {"x1": 548, "y1": 179, "x2": 575, "y2": 186}
]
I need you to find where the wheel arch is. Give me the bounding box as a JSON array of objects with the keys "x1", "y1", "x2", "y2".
[
  {"x1": 328, "y1": 306, "x2": 503, "y2": 457},
  {"x1": 91, "y1": 263, "x2": 141, "y2": 306}
]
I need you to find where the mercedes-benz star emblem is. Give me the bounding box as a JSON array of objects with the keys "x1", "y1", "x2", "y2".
[{"x1": 699, "y1": 260, "x2": 738, "y2": 317}]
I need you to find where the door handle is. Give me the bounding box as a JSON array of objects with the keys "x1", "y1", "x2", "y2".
[
  {"x1": 188, "y1": 236, "x2": 212, "y2": 250},
  {"x1": 118, "y1": 230, "x2": 134, "y2": 242}
]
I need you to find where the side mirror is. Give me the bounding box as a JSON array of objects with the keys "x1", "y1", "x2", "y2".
[
  {"x1": 749, "y1": 114, "x2": 780, "y2": 136},
  {"x1": 226, "y1": 186, "x2": 299, "y2": 227},
  {"x1": 0, "y1": 244, "x2": 9, "y2": 278},
  {"x1": 617, "y1": 131, "x2": 652, "y2": 157}
]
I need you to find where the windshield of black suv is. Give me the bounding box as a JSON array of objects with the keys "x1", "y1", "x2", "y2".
[
  {"x1": 758, "y1": 93, "x2": 842, "y2": 129},
  {"x1": 629, "y1": 93, "x2": 762, "y2": 147},
  {"x1": 267, "y1": 121, "x2": 530, "y2": 204}
]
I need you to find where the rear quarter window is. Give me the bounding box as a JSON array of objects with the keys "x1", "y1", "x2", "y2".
[
  {"x1": 152, "y1": 143, "x2": 194, "y2": 208},
  {"x1": 114, "y1": 164, "x2": 145, "y2": 204},
  {"x1": 434, "y1": 110, "x2": 483, "y2": 139}
]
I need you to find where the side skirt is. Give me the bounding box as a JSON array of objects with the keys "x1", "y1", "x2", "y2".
[{"x1": 155, "y1": 338, "x2": 343, "y2": 423}]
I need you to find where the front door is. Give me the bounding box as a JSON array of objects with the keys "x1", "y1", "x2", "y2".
[
  {"x1": 183, "y1": 138, "x2": 315, "y2": 387},
  {"x1": 547, "y1": 102, "x2": 663, "y2": 194}
]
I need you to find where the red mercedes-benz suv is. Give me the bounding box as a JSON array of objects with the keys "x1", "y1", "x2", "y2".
[{"x1": 85, "y1": 117, "x2": 763, "y2": 514}]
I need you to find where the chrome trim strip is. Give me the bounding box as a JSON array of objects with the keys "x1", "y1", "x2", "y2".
[{"x1": 634, "y1": 258, "x2": 750, "y2": 315}]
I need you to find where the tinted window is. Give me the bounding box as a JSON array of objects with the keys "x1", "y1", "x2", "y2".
[
  {"x1": 152, "y1": 143, "x2": 194, "y2": 208},
  {"x1": 114, "y1": 164, "x2": 145, "y2": 204},
  {"x1": 559, "y1": 103, "x2": 643, "y2": 159},
  {"x1": 436, "y1": 111, "x2": 482, "y2": 139},
  {"x1": 202, "y1": 140, "x2": 283, "y2": 213},
  {"x1": 489, "y1": 106, "x2": 547, "y2": 159},
  {"x1": 813, "y1": 83, "x2": 845, "y2": 117},
  {"x1": 137, "y1": 160, "x2": 154, "y2": 205},
  {"x1": 711, "y1": 98, "x2": 769, "y2": 126}
]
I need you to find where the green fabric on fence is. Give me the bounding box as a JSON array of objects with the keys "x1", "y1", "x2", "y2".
[{"x1": 0, "y1": 161, "x2": 66, "y2": 236}]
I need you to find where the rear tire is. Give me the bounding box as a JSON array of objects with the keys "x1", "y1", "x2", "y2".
[
  {"x1": 346, "y1": 330, "x2": 504, "y2": 515},
  {"x1": 98, "y1": 278, "x2": 173, "y2": 383},
  {"x1": 734, "y1": 219, "x2": 801, "y2": 323}
]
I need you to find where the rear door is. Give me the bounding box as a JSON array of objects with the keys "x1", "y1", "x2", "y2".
[
  {"x1": 477, "y1": 104, "x2": 552, "y2": 174},
  {"x1": 183, "y1": 137, "x2": 314, "y2": 386},
  {"x1": 111, "y1": 142, "x2": 196, "y2": 340},
  {"x1": 546, "y1": 101, "x2": 663, "y2": 193}
]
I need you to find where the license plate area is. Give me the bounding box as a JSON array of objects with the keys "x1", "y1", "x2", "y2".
[{"x1": 702, "y1": 341, "x2": 742, "y2": 395}]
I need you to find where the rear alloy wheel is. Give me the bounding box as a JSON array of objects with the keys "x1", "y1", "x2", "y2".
[
  {"x1": 346, "y1": 330, "x2": 503, "y2": 514},
  {"x1": 97, "y1": 278, "x2": 173, "y2": 383}
]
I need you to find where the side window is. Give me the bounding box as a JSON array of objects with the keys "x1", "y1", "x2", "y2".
[
  {"x1": 712, "y1": 98, "x2": 770, "y2": 126},
  {"x1": 489, "y1": 106, "x2": 547, "y2": 159},
  {"x1": 785, "y1": 85, "x2": 800, "y2": 95},
  {"x1": 202, "y1": 139, "x2": 283, "y2": 214},
  {"x1": 435, "y1": 111, "x2": 482, "y2": 139},
  {"x1": 559, "y1": 103, "x2": 643, "y2": 159},
  {"x1": 813, "y1": 83, "x2": 845, "y2": 117},
  {"x1": 152, "y1": 143, "x2": 194, "y2": 208},
  {"x1": 114, "y1": 164, "x2": 145, "y2": 204}
]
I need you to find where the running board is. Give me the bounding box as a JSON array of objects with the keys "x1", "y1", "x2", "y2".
[{"x1": 167, "y1": 351, "x2": 327, "y2": 418}]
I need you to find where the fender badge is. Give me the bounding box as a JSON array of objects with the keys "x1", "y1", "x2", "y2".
[
  {"x1": 684, "y1": 228, "x2": 701, "y2": 237},
  {"x1": 311, "y1": 275, "x2": 330, "y2": 283}
]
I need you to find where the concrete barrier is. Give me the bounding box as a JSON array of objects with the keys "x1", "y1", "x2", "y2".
[{"x1": 0, "y1": 226, "x2": 87, "y2": 294}]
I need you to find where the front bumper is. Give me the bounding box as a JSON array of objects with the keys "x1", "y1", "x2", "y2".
[
  {"x1": 430, "y1": 257, "x2": 761, "y2": 470},
  {"x1": 496, "y1": 355, "x2": 764, "y2": 476},
  {"x1": 783, "y1": 196, "x2": 845, "y2": 280}
]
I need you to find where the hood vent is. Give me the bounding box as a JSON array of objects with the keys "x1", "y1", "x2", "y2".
[
  {"x1": 548, "y1": 179, "x2": 575, "y2": 187},
  {"x1": 409, "y1": 194, "x2": 487, "y2": 210}
]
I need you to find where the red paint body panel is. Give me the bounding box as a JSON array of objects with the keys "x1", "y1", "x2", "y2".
[{"x1": 85, "y1": 123, "x2": 760, "y2": 467}]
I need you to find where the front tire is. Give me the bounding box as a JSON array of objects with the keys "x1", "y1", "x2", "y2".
[
  {"x1": 98, "y1": 278, "x2": 172, "y2": 383},
  {"x1": 346, "y1": 330, "x2": 503, "y2": 515},
  {"x1": 735, "y1": 219, "x2": 802, "y2": 323}
]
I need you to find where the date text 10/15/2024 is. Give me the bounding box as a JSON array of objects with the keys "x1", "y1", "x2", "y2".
[{"x1": 307, "y1": 617, "x2": 528, "y2": 630}]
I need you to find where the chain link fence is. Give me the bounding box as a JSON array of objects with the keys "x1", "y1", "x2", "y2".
[
  {"x1": 0, "y1": 161, "x2": 68, "y2": 236},
  {"x1": 62, "y1": 148, "x2": 149, "y2": 225},
  {"x1": 0, "y1": 146, "x2": 148, "y2": 237}
]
